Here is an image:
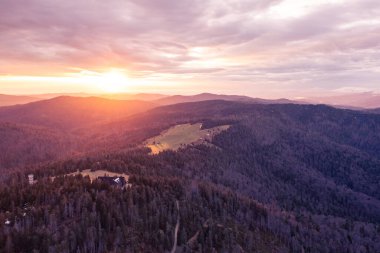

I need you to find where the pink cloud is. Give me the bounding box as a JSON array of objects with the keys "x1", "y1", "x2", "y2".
[{"x1": 0, "y1": 0, "x2": 379, "y2": 96}]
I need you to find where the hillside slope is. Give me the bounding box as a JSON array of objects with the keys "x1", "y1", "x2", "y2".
[
  {"x1": 0, "y1": 96, "x2": 156, "y2": 131},
  {"x1": 0, "y1": 123, "x2": 74, "y2": 169},
  {"x1": 0, "y1": 96, "x2": 156, "y2": 169},
  {"x1": 106, "y1": 101, "x2": 380, "y2": 218}
]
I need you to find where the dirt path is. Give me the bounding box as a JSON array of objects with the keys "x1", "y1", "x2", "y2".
[{"x1": 171, "y1": 200, "x2": 180, "y2": 253}]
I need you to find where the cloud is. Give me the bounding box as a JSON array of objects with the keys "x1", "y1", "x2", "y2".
[{"x1": 0, "y1": 0, "x2": 379, "y2": 96}]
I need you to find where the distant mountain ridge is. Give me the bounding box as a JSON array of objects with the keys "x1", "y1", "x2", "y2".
[
  {"x1": 3, "y1": 91, "x2": 380, "y2": 109},
  {"x1": 33, "y1": 92, "x2": 168, "y2": 101},
  {"x1": 0, "y1": 93, "x2": 303, "y2": 132},
  {"x1": 100, "y1": 93, "x2": 168, "y2": 101},
  {"x1": 153, "y1": 92, "x2": 297, "y2": 105},
  {"x1": 0, "y1": 93, "x2": 168, "y2": 107},
  {"x1": 0, "y1": 94, "x2": 42, "y2": 107}
]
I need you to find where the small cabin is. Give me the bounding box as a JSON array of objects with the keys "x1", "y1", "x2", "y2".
[
  {"x1": 4, "y1": 219, "x2": 11, "y2": 226},
  {"x1": 97, "y1": 176, "x2": 127, "y2": 188},
  {"x1": 28, "y1": 174, "x2": 36, "y2": 185}
]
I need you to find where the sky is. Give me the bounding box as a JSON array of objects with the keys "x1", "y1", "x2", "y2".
[{"x1": 0, "y1": 0, "x2": 379, "y2": 98}]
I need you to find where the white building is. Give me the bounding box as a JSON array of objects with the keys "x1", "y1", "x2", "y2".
[{"x1": 28, "y1": 174, "x2": 35, "y2": 185}]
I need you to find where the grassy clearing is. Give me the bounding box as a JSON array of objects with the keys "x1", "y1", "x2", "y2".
[
  {"x1": 52, "y1": 169, "x2": 129, "y2": 182},
  {"x1": 145, "y1": 123, "x2": 230, "y2": 154}
]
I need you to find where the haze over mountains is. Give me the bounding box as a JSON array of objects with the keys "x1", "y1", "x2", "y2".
[
  {"x1": 2, "y1": 91, "x2": 380, "y2": 109},
  {"x1": 300, "y1": 92, "x2": 380, "y2": 109},
  {"x1": 0, "y1": 94, "x2": 42, "y2": 107}
]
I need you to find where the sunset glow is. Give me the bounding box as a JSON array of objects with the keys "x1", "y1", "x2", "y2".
[
  {"x1": 0, "y1": 70, "x2": 133, "y2": 94},
  {"x1": 74, "y1": 70, "x2": 131, "y2": 93}
]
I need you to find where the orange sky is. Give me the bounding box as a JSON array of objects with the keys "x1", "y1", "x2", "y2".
[{"x1": 1, "y1": 0, "x2": 379, "y2": 98}]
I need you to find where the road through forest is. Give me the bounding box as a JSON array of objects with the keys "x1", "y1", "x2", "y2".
[{"x1": 170, "y1": 200, "x2": 180, "y2": 253}]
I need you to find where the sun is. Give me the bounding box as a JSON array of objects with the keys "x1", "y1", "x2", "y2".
[
  {"x1": 98, "y1": 70, "x2": 129, "y2": 93},
  {"x1": 68, "y1": 69, "x2": 131, "y2": 93}
]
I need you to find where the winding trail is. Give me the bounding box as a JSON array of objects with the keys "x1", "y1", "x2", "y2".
[{"x1": 171, "y1": 200, "x2": 180, "y2": 253}]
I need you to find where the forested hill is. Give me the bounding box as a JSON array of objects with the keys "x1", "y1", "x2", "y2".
[
  {"x1": 0, "y1": 96, "x2": 156, "y2": 131},
  {"x1": 368, "y1": 108, "x2": 380, "y2": 114},
  {"x1": 2, "y1": 99, "x2": 380, "y2": 172},
  {"x1": 0, "y1": 100, "x2": 380, "y2": 252}
]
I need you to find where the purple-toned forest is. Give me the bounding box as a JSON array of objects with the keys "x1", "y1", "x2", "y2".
[{"x1": 0, "y1": 96, "x2": 379, "y2": 252}]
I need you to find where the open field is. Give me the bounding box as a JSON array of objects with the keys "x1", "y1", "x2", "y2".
[
  {"x1": 145, "y1": 123, "x2": 230, "y2": 154},
  {"x1": 52, "y1": 169, "x2": 129, "y2": 182}
]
